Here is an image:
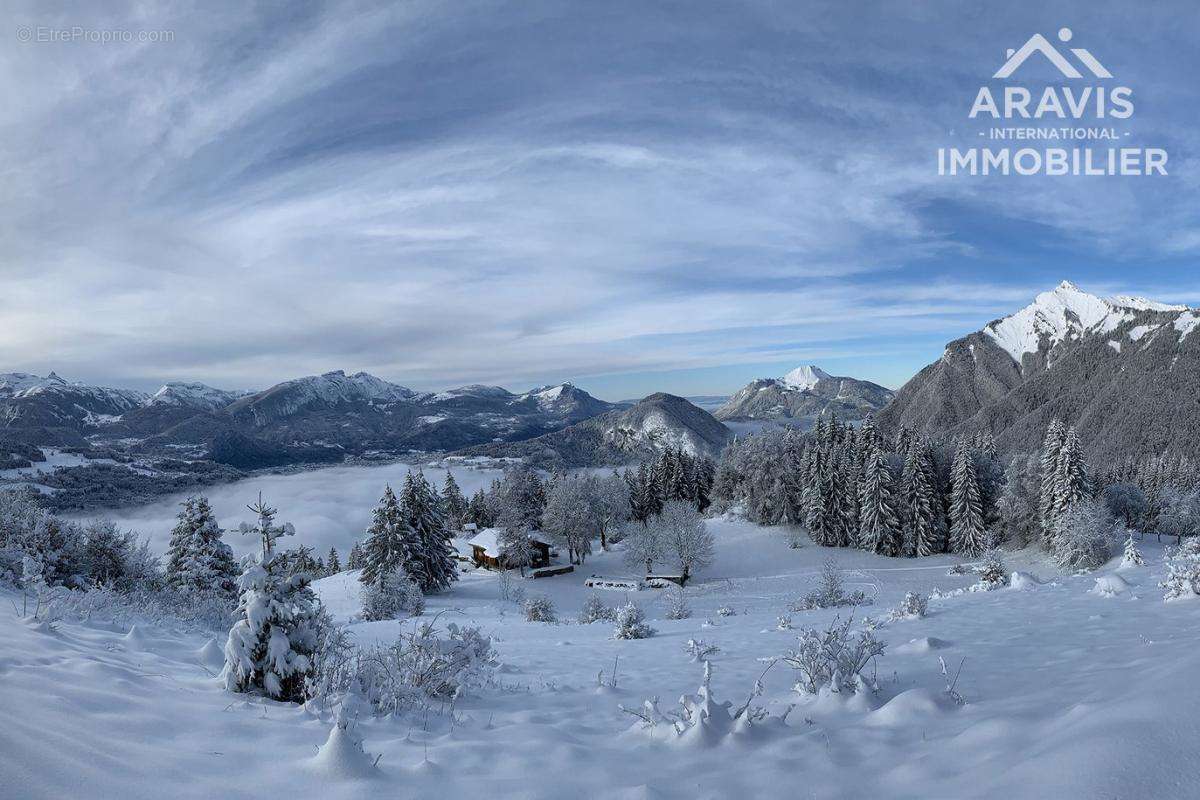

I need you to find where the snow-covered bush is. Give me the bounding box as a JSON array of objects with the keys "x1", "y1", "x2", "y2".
[
  {"x1": 578, "y1": 594, "x2": 615, "y2": 624},
  {"x1": 976, "y1": 550, "x2": 1009, "y2": 589},
  {"x1": 889, "y1": 591, "x2": 927, "y2": 621},
  {"x1": 776, "y1": 614, "x2": 793, "y2": 630},
  {"x1": 621, "y1": 661, "x2": 791, "y2": 741},
  {"x1": 715, "y1": 604, "x2": 736, "y2": 617},
  {"x1": 684, "y1": 638, "x2": 720, "y2": 662},
  {"x1": 1120, "y1": 533, "x2": 1144, "y2": 568},
  {"x1": 1050, "y1": 500, "x2": 1116, "y2": 572},
  {"x1": 522, "y1": 594, "x2": 556, "y2": 622},
  {"x1": 222, "y1": 555, "x2": 327, "y2": 703},
  {"x1": 313, "y1": 620, "x2": 498, "y2": 716},
  {"x1": 791, "y1": 558, "x2": 870, "y2": 611},
  {"x1": 783, "y1": 616, "x2": 885, "y2": 695},
  {"x1": 663, "y1": 586, "x2": 691, "y2": 620},
  {"x1": 47, "y1": 583, "x2": 235, "y2": 633},
  {"x1": 1160, "y1": 537, "x2": 1200, "y2": 602},
  {"x1": 496, "y1": 569, "x2": 525, "y2": 605},
  {"x1": 613, "y1": 601, "x2": 655, "y2": 639},
  {"x1": 361, "y1": 569, "x2": 424, "y2": 621}
]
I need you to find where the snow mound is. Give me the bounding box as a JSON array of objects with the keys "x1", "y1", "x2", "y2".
[
  {"x1": 894, "y1": 636, "x2": 952, "y2": 655},
  {"x1": 1090, "y1": 574, "x2": 1131, "y2": 598},
  {"x1": 870, "y1": 688, "x2": 957, "y2": 726},
  {"x1": 307, "y1": 715, "x2": 378, "y2": 780},
  {"x1": 197, "y1": 638, "x2": 224, "y2": 670},
  {"x1": 1009, "y1": 571, "x2": 1043, "y2": 591},
  {"x1": 123, "y1": 625, "x2": 146, "y2": 651}
]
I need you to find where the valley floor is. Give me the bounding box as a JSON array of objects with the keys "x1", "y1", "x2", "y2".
[{"x1": 3, "y1": 519, "x2": 1199, "y2": 799}]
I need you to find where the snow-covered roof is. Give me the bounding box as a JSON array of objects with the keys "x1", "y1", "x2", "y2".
[{"x1": 467, "y1": 528, "x2": 551, "y2": 557}]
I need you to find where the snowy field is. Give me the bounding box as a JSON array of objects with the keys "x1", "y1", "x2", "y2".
[{"x1": 4, "y1": 517, "x2": 1199, "y2": 799}]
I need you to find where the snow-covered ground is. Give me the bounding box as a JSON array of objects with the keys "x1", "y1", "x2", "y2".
[{"x1": 4, "y1": 518, "x2": 1200, "y2": 798}]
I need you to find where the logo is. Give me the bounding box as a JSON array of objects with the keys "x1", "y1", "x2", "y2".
[
  {"x1": 993, "y1": 27, "x2": 1110, "y2": 79},
  {"x1": 937, "y1": 27, "x2": 1167, "y2": 177}
]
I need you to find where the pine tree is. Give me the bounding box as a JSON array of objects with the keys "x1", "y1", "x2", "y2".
[
  {"x1": 347, "y1": 542, "x2": 363, "y2": 570},
  {"x1": 165, "y1": 496, "x2": 238, "y2": 594},
  {"x1": 949, "y1": 440, "x2": 987, "y2": 555},
  {"x1": 902, "y1": 439, "x2": 945, "y2": 557},
  {"x1": 223, "y1": 558, "x2": 325, "y2": 703},
  {"x1": 326, "y1": 547, "x2": 341, "y2": 575},
  {"x1": 1050, "y1": 427, "x2": 1090, "y2": 523},
  {"x1": 359, "y1": 485, "x2": 424, "y2": 589},
  {"x1": 1039, "y1": 419, "x2": 1067, "y2": 530},
  {"x1": 237, "y1": 493, "x2": 294, "y2": 560},
  {"x1": 401, "y1": 471, "x2": 458, "y2": 593},
  {"x1": 441, "y1": 471, "x2": 468, "y2": 529},
  {"x1": 857, "y1": 442, "x2": 902, "y2": 556}
]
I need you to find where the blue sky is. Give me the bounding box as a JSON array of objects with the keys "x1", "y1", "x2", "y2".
[{"x1": 2, "y1": 1, "x2": 1199, "y2": 400}]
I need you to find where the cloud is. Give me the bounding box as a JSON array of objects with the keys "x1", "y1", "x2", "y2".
[{"x1": 2, "y1": 1, "x2": 1197, "y2": 395}]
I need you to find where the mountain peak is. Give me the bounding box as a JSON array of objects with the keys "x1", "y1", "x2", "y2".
[{"x1": 782, "y1": 365, "x2": 831, "y2": 391}]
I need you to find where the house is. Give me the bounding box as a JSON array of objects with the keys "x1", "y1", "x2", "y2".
[{"x1": 468, "y1": 528, "x2": 552, "y2": 570}]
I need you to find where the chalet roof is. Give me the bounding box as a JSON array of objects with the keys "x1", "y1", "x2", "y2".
[{"x1": 467, "y1": 527, "x2": 552, "y2": 557}]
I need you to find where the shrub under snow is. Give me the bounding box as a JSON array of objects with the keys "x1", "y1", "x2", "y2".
[
  {"x1": 578, "y1": 594, "x2": 615, "y2": 624},
  {"x1": 1120, "y1": 533, "x2": 1144, "y2": 569},
  {"x1": 1050, "y1": 500, "x2": 1116, "y2": 573},
  {"x1": 613, "y1": 601, "x2": 655, "y2": 639},
  {"x1": 1160, "y1": 537, "x2": 1200, "y2": 602},
  {"x1": 791, "y1": 558, "x2": 870, "y2": 611},
  {"x1": 783, "y1": 616, "x2": 885, "y2": 696},
  {"x1": 889, "y1": 591, "x2": 928, "y2": 621},
  {"x1": 663, "y1": 586, "x2": 692, "y2": 620},
  {"x1": 360, "y1": 569, "x2": 425, "y2": 621},
  {"x1": 522, "y1": 595, "x2": 557, "y2": 623}
]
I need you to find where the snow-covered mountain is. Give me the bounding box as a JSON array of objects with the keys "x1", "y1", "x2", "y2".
[
  {"x1": 714, "y1": 365, "x2": 893, "y2": 425},
  {"x1": 0, "y1": 372, "x2": 148, "y2": 430},
  {"x1": 0, "y1": 368, "x2": 620, "y2": 465},
  {"x1": 148, "y1": 382, "x2": 249, "y2": 411},
  {"x1": 458, "y1": 393, "x2": 730, "y2": 467},
  {"x1": 877, "y1": 280, "x2": 1200, "y2": 460}
]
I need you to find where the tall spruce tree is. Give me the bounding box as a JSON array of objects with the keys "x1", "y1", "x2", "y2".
[
  {"x1": 326, "y1": 547, "x2": 341, "y2": 575},
  {"x1": 1050, "y1": 427, "x2": 1090, "y2": 523},
  {"x1": 359, "y1": 485, "x2": 424, "y2": 589},
  {"x1": 441, "y1": 471, "x2": 468, "y2": 530},
  {"x1": 858, "y1": 441, "x2": 903, "y2": 556},
  {"x1": 401, "y1": 471, "x2": 458, "y2": 593},
  {"x1": 949, "y1": 440, "x2": 987, "y2": 555},
  {"x1": 901, "y1": 439, "x2": 945, "y2": 557},
  {"x1": 1039, "y1": 419, "x2": 1068, "y2": 530},
  {"x1": 165, "y1": 496, "x2": 239, "y2": 594}
]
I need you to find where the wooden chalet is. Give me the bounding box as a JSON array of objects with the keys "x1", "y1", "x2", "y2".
[{"x1": 467, "y1": 528, "x2": 552, "y2": 570}]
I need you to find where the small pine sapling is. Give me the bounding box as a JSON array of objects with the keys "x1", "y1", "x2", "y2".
[{"x1": 613, "y1": 601, "x2": 655, "y2": 639}]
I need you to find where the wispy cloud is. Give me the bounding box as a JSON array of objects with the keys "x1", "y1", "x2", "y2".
[{"x1": 2, "y1": 1, "x2": 1197, "y2": 397}]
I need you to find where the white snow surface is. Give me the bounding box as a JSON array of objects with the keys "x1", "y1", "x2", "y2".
[
  {"x1": 781, "y1": 364, "x2": 831, "y2": 391},
  {"x1": 148, "y1": 382, "x2": 247, "y2": 410},
  {"x1": 5, "y1": 518, "x2": 1200, "y2": 799},
  {"x1": 983, "y1": 281, "x2": 1194, "y2": 365}
]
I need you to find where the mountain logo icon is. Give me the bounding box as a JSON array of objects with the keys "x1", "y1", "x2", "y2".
[{"x1": 993, "y1": 28, "x2": 1111, "y2": 79}]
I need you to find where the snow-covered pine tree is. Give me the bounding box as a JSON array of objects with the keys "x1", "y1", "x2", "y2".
[
  {"x1": 401, "y1": 471, "x2": 458, "y2": 593},
  {"x1": 326, "y1": 547, "x2": 341, "y2": 575},
  {"x1": 1049, "y1": 427, "x2": 1090, "y2": 526},
  {"x1": 223, "y1": 498, "x2": 324, "y2": 704},
  {"x1": 902, "y1": 439, "x2": 945, "y2": 557},
  {"x1": 803, "y1": 446, "x2": 836, "y2": 546},
  {"x1": 164, "y1": 496, "x2": 238, "y2": 595},
  {"x1": 441, "y1": 471, "x2": 468, "y2": 530},
  {"x1": 237, "y1": 493, "x2": 295, "y2": 560},
  {"x1": 949, "y1": 439, "x2": 988, "y2": 555},
  {"x1": 857, "y1": 441, "x2": 902, "y2": 556},
  {"x1": 359, "y1": 485, "x2": 424, "y2": 590},
  {"x1": 464, "y1": 489, "x2": 493, "y2": 528},
  {"x1": 1039, "y1": 419, "x2": 1067, "y2": 531},
  {"x1": 347, "y1": 542, "x2": 362, "y2": 570},
  {"x1": 222, "y1": 558, "x2": 325, "y2": 703},
  {"x1": 1121, "y1": 532, "x2": 1144, "y2": 568},
  {"x1": 360, "y1": 482, "x2": 427, "y2": 587}
]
